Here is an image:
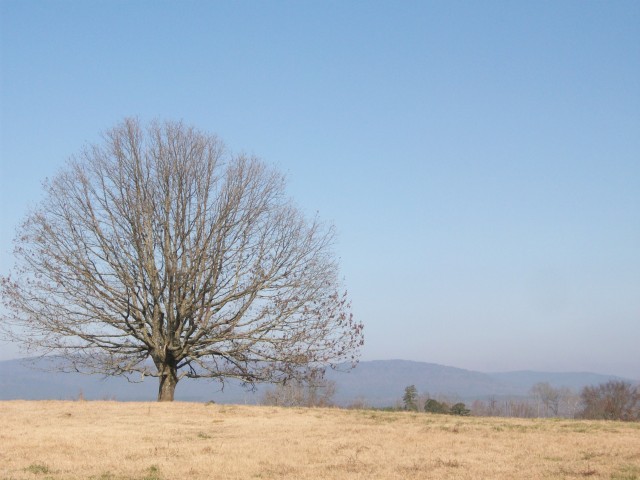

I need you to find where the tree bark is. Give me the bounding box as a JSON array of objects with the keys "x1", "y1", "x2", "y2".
[{"x1": 158, "y1": 366, "x2": 178, "y2": 402}]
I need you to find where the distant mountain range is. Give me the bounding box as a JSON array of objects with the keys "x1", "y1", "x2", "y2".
[
  {"x1": 0, "y1": 357, "x2": 633, "y2": 407},
  {"x1": 325, "y1": 360, "x2": 633, "y2": 406}
]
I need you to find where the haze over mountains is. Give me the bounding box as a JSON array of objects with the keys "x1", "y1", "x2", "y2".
[{"x1": 0, "y1": 358, "x2": 631, "y2": 407}]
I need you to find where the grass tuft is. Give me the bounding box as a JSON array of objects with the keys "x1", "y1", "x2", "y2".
[
  {"x1": 90, "y1": 473, "x2": 115, "y2": 480},
  {"x1": 612, "y1": 464, "x2": 640, "y2": 480},
  {"x1": 141, "y1": 464, "x2": 161, "y2": 480},
  {"x1": 25, "y1": 463, "x2": 51, "y2": 474},
  {"x1": 435, "y1": 458, "x2": 462, "y2": 468}
]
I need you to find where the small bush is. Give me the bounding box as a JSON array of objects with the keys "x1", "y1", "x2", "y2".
[
  {"x1": 425, "y1": 398, "x2": 449, "y2": 414},
  {"x1": 450, "y1": 402, "x2": 471, "y2": 416}
]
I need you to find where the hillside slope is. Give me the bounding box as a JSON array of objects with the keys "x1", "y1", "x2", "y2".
[{"x1": 0, "y1": 357, "x2": 630, "y2": 406}]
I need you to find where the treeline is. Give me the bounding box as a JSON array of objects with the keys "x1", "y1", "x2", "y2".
[
  {"x1": 576, "y1": 380, "x2": 640, "y2": 421},
  {"x1": 402, "y1": 381, "x2": 640, "y2": 421},
  {"x1": 260, "y1": 378, "x2": 640, "y2": 421},
  {"x1": 472, "y1": 382, "x2": 580, "y2": 418},
  {"x1": 402, "y1": 384, "x2": 470, "y2": 415},
  {"x1": 395, "y1": 383, "x2": 573, "y2": 418}
]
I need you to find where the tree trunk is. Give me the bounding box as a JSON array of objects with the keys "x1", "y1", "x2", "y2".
[{"x1": 158, "y1": 366, "x2": 178, "y2": 402}]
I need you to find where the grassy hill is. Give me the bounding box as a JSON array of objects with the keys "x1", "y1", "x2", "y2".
[{"x1": 1, "y1": 400, "x2": 639, "y2": 479}]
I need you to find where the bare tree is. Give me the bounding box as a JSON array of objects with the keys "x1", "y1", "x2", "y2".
[
  {"x1": 261, "y1": 375, "x2": 336, "y2": 408},
  {"x1": 1, "y1": 118, "x2": 364, "y2": 401},
  {"x1": 531, "y1": 382, "x2": 562, "y2": 417},
  {"x1": 578, "y1": 381, "x2": 640, "y2": 421}
]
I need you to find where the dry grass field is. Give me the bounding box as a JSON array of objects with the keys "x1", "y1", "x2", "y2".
[{"x1": 1, "y1": 401, "x2": 639, "y2": 480}]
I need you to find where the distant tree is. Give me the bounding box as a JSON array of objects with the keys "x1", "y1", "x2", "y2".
[
  {"x1": 577, "y1": 381, "x2": 640, "y2": 421},
  {"x1": 531, "y1": 382, "x2": 562, "y2": 417},
  {"x1": 262, "y1": 376, "x2": 336, "y2": 407},
  {"x1": 561, "y1": 389, "x2": 582, "y2": 418},
  {"x1": 346, "y1": 396, "x2": 369, "y2": 410},
  {"x1": 503, "y1": 399, "x2": 536, "y2": 418},
  {"x1": 424, "y1": 398, "x2": 448, "y2": 414},
  {"x1": 487, "y1": 395, "x2": 501, "y2": 416},
  {"x1": 470, "y1": 399, "x2": 488, "y2": 416},
  {"x1": 403, "y1": 385, "x2": 418, "y2": 411},
  {"x1": 450, "y1": 402, "x2": 470, "y2": 416},
  {"x1": 0, "y1": 118, "x2": 364, "y2": 402}
]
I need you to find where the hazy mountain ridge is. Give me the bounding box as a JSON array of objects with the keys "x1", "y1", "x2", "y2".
[
  {"x1": 0, "y1": 357, "x2": 632, "y2": 407},
  {"x1": 485, "y1": 370, "x2": 631, "y2": 392}
]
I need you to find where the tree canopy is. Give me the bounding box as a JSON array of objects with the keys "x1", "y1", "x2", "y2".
[{"x1": 1, "y1": 118, "x2": 364, "y2": 401}]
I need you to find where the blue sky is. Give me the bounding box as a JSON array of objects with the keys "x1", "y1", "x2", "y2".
[{"x1": 1, "y1": 1, "x2": 638, "y2": 378}]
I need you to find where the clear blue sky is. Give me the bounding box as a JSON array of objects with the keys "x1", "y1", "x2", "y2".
[{"x1": 1, "y1": 1, "x2": 638, "y2": 378}]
